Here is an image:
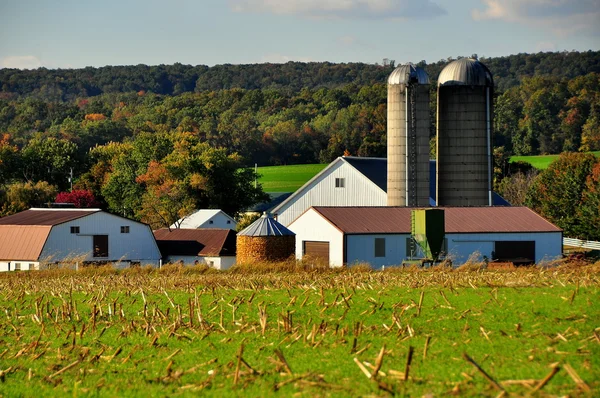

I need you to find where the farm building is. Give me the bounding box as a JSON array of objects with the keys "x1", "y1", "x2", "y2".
[
  {"x1": 154, "y1": 228, "x2": 237, "y2": 270},
  {"x1": 0, "y1": 208, "x2": 161, "y2": 271},
  {"x1": 237, "y1": 213, "x2": 295, "y2": 263},
  {"x1": 171, "y1": 209, "x2": 237, "y2": 230},
  {"x1": 272, "y1": 157, "x2": 509, "y2": 226},
  {"x1": 246, "y1": 192, "x2": 293, "y2": 216},
  {"x1": 288, "y1": 206, "x2": 562, "y2": 268}
]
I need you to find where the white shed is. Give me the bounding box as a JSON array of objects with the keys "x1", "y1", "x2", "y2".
[
  {"x1": 0, "y1": 208, "x2": 161, "y2": 271},
  {"x1": 289, "y1": 206, "x2": 562, "y2": 268},
  {"x1": 154, "y1": 228, "x2": 237, "y2": 270},
  {"x1": 172, "y1": 209, "x2": 237, "y2": 230}
]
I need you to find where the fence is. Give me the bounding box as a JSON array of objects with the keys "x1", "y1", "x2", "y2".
[{"x1": 563, "y1": 237, "x2": 600, "y2": 251}]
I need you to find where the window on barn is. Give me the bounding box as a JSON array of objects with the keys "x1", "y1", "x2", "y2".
[
  {"x1": 227, "y1": 220, "x2": 231, "y2": 224},
  {"x1": 120, "y1": 226, "x2": 130, "y2": 233},
  {"x1": 15, "y1": 263, "x2": 21, "y2": 271},
  {"x1": 93, "y1": 235, "x2": 109, "y2": 258},
  {"x1": 209, "y1": 220, "x2": 214, "y2": 224},
  {"x1": 335, "y1": 178, "x2": 345, "y2": 188},
  {"x1": 70, "y1": 226, "x2": 80, "y2": 234},
  {"x1": 374, "y1": 238, "x2": 386, "y2": 257}
]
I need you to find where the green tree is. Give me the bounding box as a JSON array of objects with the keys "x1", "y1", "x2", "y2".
[{"x1": 1, "y1": 181, "x2": 58, "y2": 215}]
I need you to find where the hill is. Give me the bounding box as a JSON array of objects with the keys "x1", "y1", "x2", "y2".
[{"x1": 1, "y1": 51, "x2": 599, "y2": 101}]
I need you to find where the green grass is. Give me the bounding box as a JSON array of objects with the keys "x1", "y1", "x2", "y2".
[
  {"x1": 510, "y1": 151, "x2": 600, "y2": 170},
  {"x1": 256, "y1": 164, "x2": 327, "y2": 192},
  {"x1": 0, "y1": 266, "x2": 598, "y2": 397}
]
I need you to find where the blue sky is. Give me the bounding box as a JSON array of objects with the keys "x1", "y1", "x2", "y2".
[{"x1": 0, "y1": 0, "x2": 598, "y2": 69}]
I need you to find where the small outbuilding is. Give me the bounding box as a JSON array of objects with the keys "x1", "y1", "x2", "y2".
[
  {"x1": 0, "y1": 208, "x2": 161, "y2": 271},
  {"x1": 237, "y1": 213, "x2": 295, "y2": 264},
  {"x1": 172, "y1": 209, "x2": 237, "y2": 230},
  {"x1": 289, "y1": 206, "x2": 562, "y2": 267},
  {"x1": 154, "y1": 228, "x2": 237, "y2": 270}
]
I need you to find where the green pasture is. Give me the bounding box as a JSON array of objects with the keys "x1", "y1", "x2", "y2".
[
  {"x1": 256, "y1": 163, "x2": 327, "y2": 192},
  {"x1": 510, "y1": 151, "x2": 600, "y2": 170},
  {"x1": 0, "y1": 267, "x2": 598, "y2": 397}
]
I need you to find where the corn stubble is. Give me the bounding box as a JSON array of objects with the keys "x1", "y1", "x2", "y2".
[{"x1": 0, "y1": 260, "x2": 598, "y2": 396}]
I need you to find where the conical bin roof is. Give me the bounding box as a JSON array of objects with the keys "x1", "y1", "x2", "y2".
[{"x1": 238, "y1": 213, "x2": 295, "y2": 237}]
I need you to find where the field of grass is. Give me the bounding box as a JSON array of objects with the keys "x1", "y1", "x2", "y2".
[
  {"x1": 0, "y1": 263, "x2": 598, "y2": 397},
  {"x1": 510, "y1": 151, "x2": 600, "y2": 170},
  {"x1": 257, "y1": 164, "x2": 327, "y2": 192}
]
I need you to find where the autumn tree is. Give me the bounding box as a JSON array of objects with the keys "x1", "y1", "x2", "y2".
[
  {"x1": 1, "y1": 181, "x2": 57, "y2": 215},
  {"x1": 55, "y1": 189, "x2": 100, "y2": 208}
]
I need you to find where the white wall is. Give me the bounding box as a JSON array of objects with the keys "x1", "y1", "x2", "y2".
[
  {"x1": 288, "y1": 208, "x2": 345, "y2": 267},
  {"x1": 177, "y1": 211, "x2": 237, "y2": 230},
  {"x1": 346, "y1": 234, "x2": 411, "y2": 268},
  {"x1": 0, "y1": 261, "x2": 39, "y2": 272},
  {"x1": 40, "y1": 212, "x2": 161, "y2": 266},
  {"x1": 446, "y1": 232, "x2": 562, "y2": 264},
  {"x1": 274, "y1": 159, "x2": 387, "y2": 226},
  {"x1": 163, "y1": 255, "x2": 236, "y2": 270}
]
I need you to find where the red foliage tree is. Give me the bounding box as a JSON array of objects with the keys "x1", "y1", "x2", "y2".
[{"x1": 55, "y1": 189, "x2": 100, "y2": 208}]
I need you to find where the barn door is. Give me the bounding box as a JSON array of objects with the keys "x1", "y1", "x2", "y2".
[
  {"x1": 494, "y1": 241, "x2": 535, "y2": 264},
  {"x1": 303, "y1": 241, "x2": 329, "y2": 263},
  {"x1": 93, "y1": 235, "x2": 109, "y2": 257}
]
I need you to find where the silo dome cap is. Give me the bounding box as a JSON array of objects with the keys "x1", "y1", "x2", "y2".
[
  {"x1": 388, "y1": 63, "x2": 430, "y2": 85},
  {"x1": 238, "y1": 212, "x2": 295, "y2": 237},
  {"x1": 438, "y1": 58, "x2": 493, "y2": 87}
]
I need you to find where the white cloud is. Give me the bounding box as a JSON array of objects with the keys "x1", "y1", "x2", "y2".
[
  {"x1": 259, "y1": 53, "x2": 315, "y2": 63},
  {"x1": 472, "y1": 0, "x2": 600, "y2": 36},
  {"x1": 229, "y1": 0, "x2": 446, "y2": 19},
  {"x1": 1, "y1": 55, "x2": 42, "y2": 69}
]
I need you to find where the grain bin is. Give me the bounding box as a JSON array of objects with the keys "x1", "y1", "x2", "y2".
[
  {"x1": 236, "y1": 213, "x2": 295, "y2": 263},
  {"x1": 437, "y1": 58, "x2": 493, "y2": 206},
  {"x1": 387, "y1": 63, "x2": 431, "y2": 207}
]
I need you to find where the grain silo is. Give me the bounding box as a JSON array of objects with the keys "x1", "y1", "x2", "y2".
[
  {"x1": 236, "y1": 213, "x2": 295, "y2": 264},
  {"x1": 436, "y1": 58, "x2": 493, "y2": 206},
  {"x1": 387, "y1": 63, "x2": 431, "y2": 207}
]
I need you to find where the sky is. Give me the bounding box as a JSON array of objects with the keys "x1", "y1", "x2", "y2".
[{"x1": 0, "y1": 0, "x2": 598, "y2": 69}]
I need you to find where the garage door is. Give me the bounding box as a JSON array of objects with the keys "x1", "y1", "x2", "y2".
[
  {"x1": 303, "y1": 241, "x2": 329, "y2": 262},
  {"x1": 494, "y1": 241, "x2": 535, "y2": 264}
]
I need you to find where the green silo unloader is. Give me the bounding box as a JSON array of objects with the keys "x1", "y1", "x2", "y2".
[{"x1": 410, "y1": 209, "x2": 445, "y2": 264}]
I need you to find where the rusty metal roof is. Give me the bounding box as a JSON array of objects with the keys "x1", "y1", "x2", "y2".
[
  {"x1": 153, "y1": 228, "x2": 237, "y2": 257},
  {"x1": 388, "y1": 63, "x2": 430, "y2": 85},
  {"x1": 0, "y1": 225, "x2": 52, "y2": 261},
  {"x1": 438, "y1": 58, "x2": 493, "y2": 87},
  {"x1": 311, "y1": 207, "x2": 561, "y2": 234},
  {"x1": 0, "y1": 208, "x2": 101, "y2": 226}
]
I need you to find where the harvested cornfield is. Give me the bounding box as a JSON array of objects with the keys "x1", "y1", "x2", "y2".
[{"x1": 236, "y1": 235, "x2": 295, "y2": 263}]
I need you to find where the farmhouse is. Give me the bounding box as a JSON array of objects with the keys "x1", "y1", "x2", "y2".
[
  {"x1": 0, "y1": 208, "x2": 161, "y2": 271},
  {"x1": 288, "y1": 206, "x2": 562, "y2": 267},
  {"x1": 172, "y1": 209, "x2": 237, "y2": 230},
  {"x1": 271, "y1": 157, "x2": 509, "y2": 227},
  {"x1": 154, "y1": 228, "x2": 237, "y2": 270}
]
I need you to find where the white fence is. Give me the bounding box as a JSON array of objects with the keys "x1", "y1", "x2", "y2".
[{"x1": 564, "y1": 237, "x2": 600, "y2": 251}]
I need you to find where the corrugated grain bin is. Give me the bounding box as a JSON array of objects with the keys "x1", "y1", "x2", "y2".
[
  {"x1": 387, "y1": 63, "x2": 430, "y2": 207},
  {"x1": 236, "y1": 213, "x2": 295, "y2": 263},
  {"x1": 437, "y1": 58, "x2": 494, "y2": 207}
]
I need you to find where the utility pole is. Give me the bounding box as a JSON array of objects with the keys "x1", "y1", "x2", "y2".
[{"x1": 68, "y1": 167, "x2": 73, "y2": 191}]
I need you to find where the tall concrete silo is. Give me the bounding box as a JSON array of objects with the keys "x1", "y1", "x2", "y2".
[
  {"x1": 387, "y1": 63, "x2": 431, "y2": 207},
  {"x1": 436, "y1": 58, "x2": 493, "y2": 206}
]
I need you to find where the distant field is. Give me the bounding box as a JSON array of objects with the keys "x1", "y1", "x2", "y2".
[
  {"x1": 510, "y1": 151, "x2": 600, "y2": 170},
  {"x1": 257, "y1": 163, "x2": 327, "y2": 192}
]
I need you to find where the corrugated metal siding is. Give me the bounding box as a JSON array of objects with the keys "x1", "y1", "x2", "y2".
[
  {"x1": 346, "y1": 234, "x2": 410, "y2": 268},
  {"x1": 40, "y1": 212, "x2": 161, "y2": 264},
  {"x1": 276, "y1": 160, "x2": 387, "y2": 226},
  {"x1": 0, "y1": 225, "x2": 51, "y2": 261}
]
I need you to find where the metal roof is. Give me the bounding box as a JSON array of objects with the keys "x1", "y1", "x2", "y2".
[
  {"x1": 238, "y1": 213, "x2": 295, "y2": 236},
  {"x1": 388, "y1": 63, "x2": 430, "y2": 85},
  {"x1": 310, "y1": 206, "x2": 560, "y2": 234},
  {"x1": 0, "y1": 225, "x2": 52, "y2": 261},
  {"x1": 438, "y1": 58, "x2": 493, "y2": 87},
  {"x1": 154, "y1": 228, "x2": 237, "y2": 257},
  {"x1": 0, "y1": 208, "x2": 101, "y2": 226},
  {"x1": 343, "y1": 156, "x2": 388, "y2": 192},
  {"x1": 247, "y1": 192, "x2": 293, "y2": 213}
]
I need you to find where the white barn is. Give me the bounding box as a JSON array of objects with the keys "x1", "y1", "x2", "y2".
[
  {"x1": 272, "y1": 157, "x2": 509, "y2": 227},
  {"x1": 0, "y1": 208, "x2": 161, "y2": 271},
  {"x1": 154, "y1": 228, "x2": 237, "y2": 270},
  {"x1": 289, "y1": 206, "x2": 562, "y2": 267},
  {"x1": 172, "y1": 209, "x2": 237, "y2": 230}
]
